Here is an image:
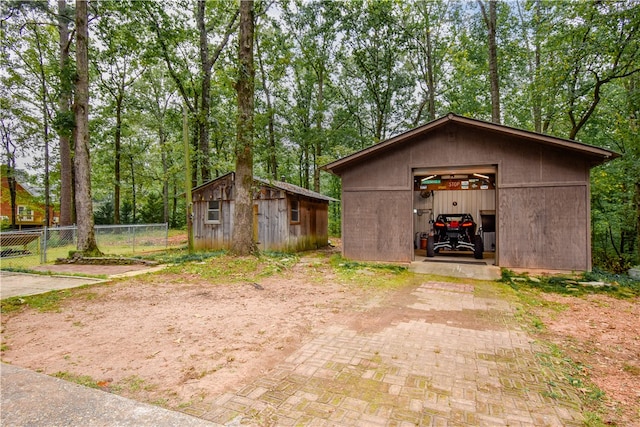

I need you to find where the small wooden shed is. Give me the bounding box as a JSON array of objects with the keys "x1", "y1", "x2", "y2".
[
  {"x1": 192, "y1": 172, "x2": 335, "y2": 252},
  {"x1": 323, "y1": 113, "x2": 618, "y2": 271}
]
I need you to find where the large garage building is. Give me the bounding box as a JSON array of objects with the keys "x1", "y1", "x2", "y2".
[{"x1": 323, "y1": 113, "x2": 618, "y2": 271}]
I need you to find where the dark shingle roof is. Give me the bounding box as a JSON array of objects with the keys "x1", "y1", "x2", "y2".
[
  {"x1": 254, "y1": 177, "x2": 338, "y2": 202},
  {"x1": 192, "y1": 172, "x2": 338, "y2": 202}
]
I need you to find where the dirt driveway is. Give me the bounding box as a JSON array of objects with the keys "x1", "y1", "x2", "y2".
[
  {"x1": 1, "y1": 253, "x2": 374, "y2": 406},
  {"x1": 1, "y1": 251, "x2": 638, "y2": 425}
]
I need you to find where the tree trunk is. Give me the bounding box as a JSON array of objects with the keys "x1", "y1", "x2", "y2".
[
  {"x1": 1, "y1": 121, "x2": 17, "y2": 229},
  {"x1": 8, "y1": 173, "x2": 17, "y2": 229},
  {"x1": 313, "y1": 67, "x2": 324, "y2": 193},
  {"x1": 171, "y1": 175, "x2": 178, "y2": 228},
  {"x1": 160, "y1": 126, "x2": 169, "y2": 224},
  {"x1": 479, "y1": 0, "x2": 501, "y2": 124},
  {"x1": 114, "y1": 94, "x2": 123, "y2": 224},
  {"x1": 34, "y1": 27, "x2": 51, "y2": 227},
  {"x1": 636, "y1": 182, "x2": 640, "y2": 264},
  {"x1": 58, "y1": 0, "x2": 74, "y2": 228},
  {"x1": 231, "y1": 0, "x2": 255, "y2": 256},
  {"x1": 197, "y1": 0, "x2": 212, "y2": 183},
  {"x1": 425, "y1": 27, "x2": 436, "y2": 121},
  {"x1": 74, "y1": 0, "x2": 101, "y2": 255},
  {"x1": 130, "y1": 153, "x2": 136, "y2": 223},
  {"x1": 532, "y1": 0, "x2": 542, "y2": 133},
  {"x1": 256, "y1": 32, "x2": 277, "y2": 180},
  {"x1": 43, "y1": 105, "x2": 50, "y2": 227}
]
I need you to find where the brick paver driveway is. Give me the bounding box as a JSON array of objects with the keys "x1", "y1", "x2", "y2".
[{"x1": 184, "y1": 281, "x2": 584, "y2": 426}]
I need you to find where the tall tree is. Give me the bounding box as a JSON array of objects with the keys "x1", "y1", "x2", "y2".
[
  {"x1": 338, "y1": 0, "x2": 413, "y2": 142},
  {"x1": 478, "y1": 0, "x2": 500, "y2": 124},
  {"x1": 142, "y1": 0, "x2": 238, "y2": 186},
  {"x1": 57, "y1": 0, "x2": 74, "y2": 227},
  {"x1": 32, "y1": 23, "x2": 53, "y2": 226},
  {"x1": 196, "y1": 0, "x2": 238, "y2": 182},
  {"x1": 532, "y1": 1, "x2": 640, "y2": 138},
  {"x1": 562, "y1": 1, "x2": 639, "y2": 139},
  {"x1": 403, "y1": 0, "x2": 449, "y2": 125},
  {"x1": 0, "y1": 114, "x2": 18, "y2": 229},
  {"x1": 279, "y1": 0, "x2": 340, "y2": 189},
  {"x1": 138, "y1": 67, "x2": 178, "y2": 225},
  {"x1": 74, "y1": 0, "x2": 100, "y2": 255},
  {"x1": 1, "y1": 2, "x2": 61, "y2": 227},
  {"x1": 94, "y1": 1, "x2": 145, "y2": 224},
  {"x1": 231, "y1": 0, "x2": 255, "y2": 255},
  {"x1": 254, "y1": 16, "x2": 286, "y2": 181}
]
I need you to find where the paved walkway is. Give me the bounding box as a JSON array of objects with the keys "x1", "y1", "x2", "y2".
[
  {"x1": 180, "y1": 281, "x2": 583, "y2": 426},
  {"x1": 0, "y1": 271, "x2": 106, "y2": 299},
  {"x1": 0, "y1": 266, "x2": 165, "y2": 299},
  {"x1": 410, "y1": 258, "x2": 501, "y2": 281}
]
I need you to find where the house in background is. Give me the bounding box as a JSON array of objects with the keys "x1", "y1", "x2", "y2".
[
  {"x1": 1, "y1": 169, "x2": 57, "y2": 229},
  {"x1": 192, "y1": 172, "x2": 336, "y2": 252},
  {"x1": 323, "y1": 113, "x2": 618, "y2": 271}
]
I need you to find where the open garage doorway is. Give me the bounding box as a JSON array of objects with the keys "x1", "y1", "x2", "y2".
[{"x1": 413, "y1": 166, "x2": 497, "y2": 265}]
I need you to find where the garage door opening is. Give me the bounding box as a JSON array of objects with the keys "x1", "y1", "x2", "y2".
[{"x1": 413, "y1": 166, "x2": 497, "y2": 265}]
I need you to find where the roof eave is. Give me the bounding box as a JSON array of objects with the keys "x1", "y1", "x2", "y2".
[
  {"x1": 322, "y1": 113, "x2": 620, "y2": 174},
  {"x1": 449, "y1": 115, "x2": 620, "y2": 163},
  {"x1": 323, "y1": 115, "x2": 451, "y2": 174}
]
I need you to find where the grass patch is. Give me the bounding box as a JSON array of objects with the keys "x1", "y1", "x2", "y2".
[
  {"x1": 141, "y1": 249, "x2": 226, "y2": 264},
  {"x1": 500, "y1": 268, "x2": 640, "y2": 299},
  {"x1": 118, "y1": 375, "x2": 156, "y2": 393},
  {"x1": 1, "y1": 289, "x2": 73, "y2": 314},
  {"x1": 0, "y1": 267, "x2": 107, "y2": 279},
  {"x1": 622, "y1": 364, "x2": 640, "y2": 376},
  {"x1": 52, "y1": 371, "x2": 100, "y2": 389},
  {"x1": 535, "y1": 343, "x2": 608, "y2": 425},
  {"x1": 503, "y1": 271, "x2": 614, "y2": 425},
  {"x1": 329, "y1": 254, "x2": 414, "y2": 289},
  {"x1": 160, "y1": 251, "x2": 299, "y2": 283}
]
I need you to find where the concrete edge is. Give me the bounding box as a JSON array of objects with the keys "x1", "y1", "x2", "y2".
[{"x1": 1, "y1": 363, "x2": 218, "y2": 426}]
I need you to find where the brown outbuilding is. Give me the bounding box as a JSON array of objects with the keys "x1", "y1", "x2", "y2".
[
  {"x1": 191, "y1": 172, "x2": 335, "y2": 252},
  {"x1": 323, "y1": 113, "x2": 618, "y2": 271}
]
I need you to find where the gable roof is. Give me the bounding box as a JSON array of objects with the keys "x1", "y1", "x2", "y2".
[
  {"x1": 1, "y1": 169, "x2": 39, "y2": 197},
  {"x1": 193, "y1": 172, "x2": 337, "y2": 202},
  {"x1": 323, "y1": 113, "x2": 619, "y2": 174}
]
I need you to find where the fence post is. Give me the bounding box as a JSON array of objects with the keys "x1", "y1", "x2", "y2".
[
  {"x1": 165, "y1": 222, "x2": 168, "y2": 248},
  {"x1": 132, "y1": 225, "x2": 136, "y2": 254},
  {"x1": 42, "y1": 227, "x2": 48, "y2": 264}
]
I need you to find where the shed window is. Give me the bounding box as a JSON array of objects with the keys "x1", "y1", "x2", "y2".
[
  {"x1": 290, "y1": 200, "x2": 300, "y2": 223},
  {"x1": 206, "y1": 200, "x2": 220, "y2": 223},
  {"x1": 17, "y1": 205, "x2": 34, "y2": 222}
]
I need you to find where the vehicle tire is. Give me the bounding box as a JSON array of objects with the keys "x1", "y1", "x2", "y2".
[
  {"x1": 426, "y1": 235, "x2": 435, "y2": 257},
  {"x1": 474, "y1": 235, "x2": 484, "y2": 259}
]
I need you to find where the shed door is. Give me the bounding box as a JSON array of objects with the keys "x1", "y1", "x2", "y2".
[{"x1": 310, "y1": 206, "x2": 316, "y2": 235}]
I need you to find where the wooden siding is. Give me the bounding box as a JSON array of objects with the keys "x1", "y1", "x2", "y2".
[
  {"x1": 192, "y1": 174, "x2": 234, "y2": 250},
  {"x1": 284, "y1": 199, "x2": 329, "y2": 252},
  {"x1": 336, "y1": 122, "x2": 594, "y2": 269},
  {"x1": 342, "y1": 190, "x2": 412, "y2": 262},
  {"x1": 498, "y1": 184, "x2": 588, "y2": 270},
  {"x1": 192, "y1": 175, "x2": 329, "y2": 252}
]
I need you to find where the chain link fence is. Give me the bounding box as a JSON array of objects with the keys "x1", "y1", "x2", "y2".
[{"x1": 0, "y1": 223, "x2": 170, "y2": 270}]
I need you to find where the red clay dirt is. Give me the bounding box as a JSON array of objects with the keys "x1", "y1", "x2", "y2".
[
  {"x1": 1, "y1": 255, "x2": 378, "y2": 408},
  {"x1": 534, "y1": 293, "x2": 640, "y2": 426}
]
